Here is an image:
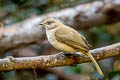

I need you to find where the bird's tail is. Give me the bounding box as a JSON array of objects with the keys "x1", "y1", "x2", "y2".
[{"x1": 87, "y1": 52, "x2": 104, "y2": 77}]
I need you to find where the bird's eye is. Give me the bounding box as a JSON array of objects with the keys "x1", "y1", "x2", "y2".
[{"x1": 47, "y1": 21, "x2": 53, "y2": 25}]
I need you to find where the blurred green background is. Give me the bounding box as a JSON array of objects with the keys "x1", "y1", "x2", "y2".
[{"x1": 0, "y1": 0, "x2": 120, "y2": 80}]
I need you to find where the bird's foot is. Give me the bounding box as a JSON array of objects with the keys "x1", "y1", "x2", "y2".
[
  {"x1": 6, "y1": 56, "x2": 16, "y2": 64},
  {"x1": 60, "y1": 52, "x2": 73, "y2": 57},
  {"x1": 60, "y1": 52, "x2": 77, "y2": 67}
]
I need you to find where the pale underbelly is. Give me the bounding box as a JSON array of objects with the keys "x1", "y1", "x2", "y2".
[{"x1": 48, "y1": 37, "x2": 76, "y2": 53}]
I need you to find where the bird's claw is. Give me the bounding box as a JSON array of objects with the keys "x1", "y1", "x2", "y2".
[{"x1": 6, "y1": 56, "x2": 16, "y2": 63}]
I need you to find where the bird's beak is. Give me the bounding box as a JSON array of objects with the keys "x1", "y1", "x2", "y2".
[{"x1": 39, "y1": 23, "x2": 43, "y2": 25}]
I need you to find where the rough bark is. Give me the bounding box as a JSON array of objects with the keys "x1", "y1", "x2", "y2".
[
  {"x1": 0, "y1": 0, "x2": 120, "y2": 53},
  {"x1": 0, "y1": 42, "x2": 119, "y2": 71}
]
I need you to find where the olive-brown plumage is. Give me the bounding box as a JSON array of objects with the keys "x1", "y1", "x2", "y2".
[{"x1": 40, "y1": 18, "x2": 104, "y2": 76}]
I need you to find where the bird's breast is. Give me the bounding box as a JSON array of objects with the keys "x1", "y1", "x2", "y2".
[
  {"x1": 46, "y1": 29, "x2": 76, "y2": 53},
  {"x1": 46, "y1": 29, "x2": 56, "y2": 43}
]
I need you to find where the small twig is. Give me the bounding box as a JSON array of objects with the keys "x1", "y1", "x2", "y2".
[{"x1": 33, "y1": 69, "x2": 37, "y2": 80}]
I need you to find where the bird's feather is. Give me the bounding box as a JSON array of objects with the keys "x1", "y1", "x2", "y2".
[{"x1": 55, "y1": 26, "x2": 90, "y2": 52}]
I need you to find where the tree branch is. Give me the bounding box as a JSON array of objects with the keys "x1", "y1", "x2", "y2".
[
  {"x1": 0, "y1": 42, "x2": 119, "y2": 71},
  {"x1": 0, "y1": 0, "x2": 120, "y2": 53}
]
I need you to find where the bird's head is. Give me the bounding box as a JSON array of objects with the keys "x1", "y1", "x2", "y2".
[{"x1": 39, "y1": 18, "x2": 61, "y2": 30}]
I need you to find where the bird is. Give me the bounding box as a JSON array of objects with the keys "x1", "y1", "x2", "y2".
[{"x1": 39, "y1": 18, "x2": 104, "y2": 76}]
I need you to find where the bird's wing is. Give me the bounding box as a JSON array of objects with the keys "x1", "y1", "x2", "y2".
[
  {"x1": 80, "y1": 35, "x2": 92, "y2": 48},
  {"x1": 55, "y1": 26, "x2": 90, "y2": 52}
]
